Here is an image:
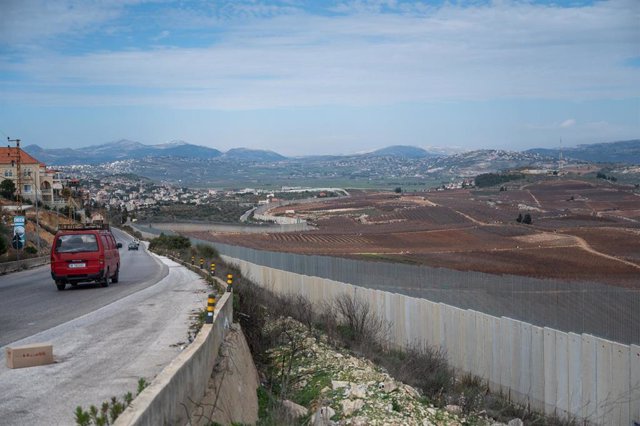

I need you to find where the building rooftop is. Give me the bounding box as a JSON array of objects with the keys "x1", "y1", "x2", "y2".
[{"x1": 0, "y1": 148, "x2": 44, "y2": 166}]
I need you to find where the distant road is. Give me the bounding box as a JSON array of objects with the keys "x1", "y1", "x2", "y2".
[{"x1": 0, "y1": 228, "x2": 168, "y2": 347}]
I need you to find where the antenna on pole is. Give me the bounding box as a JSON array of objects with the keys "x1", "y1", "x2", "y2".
[{"x1": 559, "y1": 137, "x2": 564, "y2": 170}]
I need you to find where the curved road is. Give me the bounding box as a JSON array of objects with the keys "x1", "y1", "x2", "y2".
[
  {"x1": 0, "y1": 229, "x2": 168, "y2": 347},
  {"x1": 0, "y1": 229, "x2": 211, "y2": 425}
]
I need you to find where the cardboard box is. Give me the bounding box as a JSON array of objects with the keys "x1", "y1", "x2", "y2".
[{"x1": 5, "y1": 344, "x2": 54, "y2": 369}]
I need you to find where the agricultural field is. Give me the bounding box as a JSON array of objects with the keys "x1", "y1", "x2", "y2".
[{"x1": 188, "y1": 177, "x2": 640, "y2": 288}]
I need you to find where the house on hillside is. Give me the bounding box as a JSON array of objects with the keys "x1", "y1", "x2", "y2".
[{"x1": 0, "y1": 147, "x2": 68, "y2": 208}]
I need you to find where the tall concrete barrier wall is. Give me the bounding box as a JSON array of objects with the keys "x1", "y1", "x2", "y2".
[
  {"x1": 221, "y1": 254, "x2": 639, "y2": 426},
  {"x1": 115, "y1": 292, "x2": 233, "y2": 426},
  {"x1": 206, "y1": 242, "x2": 638, "y2": 345}
]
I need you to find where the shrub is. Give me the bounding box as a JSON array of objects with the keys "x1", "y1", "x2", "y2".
[
  {"x1": 196, "y1": 243, "x2": 218, "y2": 259},
  {"x1": 333, "y1": 293, "x2": 390, "y2": 344},
  {"x1": 0, "y1": 235, "x2": 7, "y2": 256},
  {"x1": 148, "y1": 233, "x2": 191, "y2": 251}
]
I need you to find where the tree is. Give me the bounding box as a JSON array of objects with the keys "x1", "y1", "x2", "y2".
[
  {"x1": 523, "y1": 213, "x2": 532, "y2": 224},
  {"x1": 0, "y1": 179, "x2": 16, "y2": 200},
  {"x1": 0, "y1": 234, "x2": 7, "y2": 256},
  {"x1": 394, "y1": 187, "x2": 402, "y2": 194},
  {"x1": 516, "y1": 213, "x2": 523, "y2": 223}
]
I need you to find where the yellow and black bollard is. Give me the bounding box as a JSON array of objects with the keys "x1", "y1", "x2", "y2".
[
  {"x1": 210, "y1": 262, "x2": 216, "y2": 276},
  {"x1": 226, "y1": 273, "x2": 233, "y2": 292},
  {"x1": 205, "y1": 294, "x2": 216, "y2": 324},
  {"x1": 199, "y1": 257, "x2": 204, "y2": 269},
  {"x1": 191, "y1": 255, "x2": 195, "y2": 265}
]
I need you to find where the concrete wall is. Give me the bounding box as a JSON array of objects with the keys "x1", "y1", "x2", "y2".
[
  {"x1": 114, "y1": 291, "x2": 233, "y2": 426},
  {"x1": 0, "y1": 256, "x2": 49, "y2": 274},
  {"x1": 222, "y1": 254, "x2": 639, "y2": 426}
]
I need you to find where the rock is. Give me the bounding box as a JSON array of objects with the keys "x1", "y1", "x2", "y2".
[
  {"x1": 422, "y1": 419, "x2": 436, "y2": 426},
  {"x1": 426, "y1": 407, "x2": 437, "y2": 415},
  {"x1": 351, "y1": 384, "x2": 368, "y2": 399},
  {"x1": 332, "y1": 380, "x2": 349, "y2": 389},
  {"x1": 342, "y1": 399, "x2": 365, "y2": 416},
  {"x1": 507, "y1": 419, "x2": 524, "y2": 426},
  {"x1": 281, "y1": 399, "x2": 308, "y2": 420},
  {"x1": 334, "y1": 353, "x2": 343, "y2": 358},
  {"x1": 312, "y1": 406, "x2": 336, "y2": 426},
  {"x1": 351, "y1": 416, "x2": 369, "y2": 426},
  {"x1": 404, "y1": 384, "x2": 421, "y2": 399},
  {"x1": 491, "y1": 423, "x2": 508, "y2": 426},
  {"x1": 382, "y1": 379, "x2": 397, "y2": 393},
  {"x1": 445, "y1": 404, "x2": 463, "y2": 415}
]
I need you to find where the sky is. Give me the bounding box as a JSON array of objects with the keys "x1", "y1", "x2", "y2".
[{"x1": 0, "y1": 0, "x2": 638, "y2": 156}]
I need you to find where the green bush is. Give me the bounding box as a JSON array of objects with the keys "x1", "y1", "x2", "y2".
[
  {"x1": 0, "y1": 235, "x2": 7, "y2": 256},
  {"x1": 196, "y1": 243, "x2": 218, "y2": 259},
  {"x1": 148, "y1": 233, "x2": 191, "y2": 251},
  {"x1": 24, "y1": 246, "x2": 38, "y2": 255}
]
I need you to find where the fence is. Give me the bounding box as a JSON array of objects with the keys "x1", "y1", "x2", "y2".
[
  {"x1": 201, "y1": 241, "x2": 639, "y2": 346},
  {"x1": 220, "y1": 254, "x2": 639, "y2": 426}
]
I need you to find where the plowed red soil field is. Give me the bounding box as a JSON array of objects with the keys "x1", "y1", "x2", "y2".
[{"x1": 188, "y1": 178, "x2": 640, "y2": 288}]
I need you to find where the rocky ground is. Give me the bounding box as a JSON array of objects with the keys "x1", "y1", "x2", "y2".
[{"x1": 264, "y1": 317, "x2": 523, "y2": 426}]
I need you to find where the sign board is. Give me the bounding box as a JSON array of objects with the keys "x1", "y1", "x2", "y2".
[{"x1": 12, "y1": 216, "x2": 25, "y2": 249}]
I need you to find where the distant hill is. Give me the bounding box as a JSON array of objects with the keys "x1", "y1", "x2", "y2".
[
  {"x1": 526, "y1": 139, "x2": 640, "y2": 164},
  {"x1": 222, "y1": 148, "x2": 286, "y2": 161},
  {"x1": 368, "y1": 145, "x2": 440, "y2": 158},
  {"x1": 24, "y1": 139, "x2": 222, "y2": 165}
]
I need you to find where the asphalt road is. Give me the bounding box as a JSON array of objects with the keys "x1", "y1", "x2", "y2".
[
  {"x1": 0, "y1": 234, "x2": 210, "y2": 425},
  {"x1": 0, "y1": 228, "x2": 168, "y2": 347}
]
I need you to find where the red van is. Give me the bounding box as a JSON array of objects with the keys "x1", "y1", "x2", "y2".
[{"x1": 50, "y1": 224, "x2": 122, "y2": 290}]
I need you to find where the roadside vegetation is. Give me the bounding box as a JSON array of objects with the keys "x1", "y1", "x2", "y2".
[{"x1": 74, "y1": 378, "x2": 148, "y2": 426}]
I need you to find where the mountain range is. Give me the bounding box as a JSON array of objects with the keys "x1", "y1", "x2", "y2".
[
  {"x1": 23, "y1": 139, "x2": 640, "y2": 166},
  {"x1": 24, "y1": 140, "x2": 286, "y2": 165},
  {"x1": 525, "y1": 139, "x2": 640, "y2": 164}
]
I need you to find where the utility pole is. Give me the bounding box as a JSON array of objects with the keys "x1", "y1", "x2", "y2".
[
  {"x1": 7, "y1": 137, "x2": 22, "y2": 210},
  {"x1": 34, "y1": 183, "x2": 41, "y2": 253}
]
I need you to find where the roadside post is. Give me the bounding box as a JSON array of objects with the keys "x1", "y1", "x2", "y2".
[
  {"x1": 226, "y1": 273, "x2": 233, "y2": 292},
  {"x1": 199, "y1": 257, "x2": 204, "y2": 269},
  {"x1": 210, "y1": 262, "x2": 215, "y2": 276},
  {"x1": 191, "y1": 255, "x2": 195, "y2": 265},
  {"x1": 205, "y1": 294, "x2": 216, "y2": 324}
]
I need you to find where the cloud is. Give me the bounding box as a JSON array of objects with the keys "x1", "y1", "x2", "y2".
[
  {"x1": 0, "y1": 0, "x2": 138, "y2": 46},
  {"x1": 1, "y1": 0, "x2": 639, "y2": 110},
  {"x1": 560, "y1": 119, "x2": 576, "y2": 128}
]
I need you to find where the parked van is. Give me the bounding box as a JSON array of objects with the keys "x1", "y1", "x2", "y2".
[{"x1": 50, "y1": 224, "x2": 122, "y2": 290}]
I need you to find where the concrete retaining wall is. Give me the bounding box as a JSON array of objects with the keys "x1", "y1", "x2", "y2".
[
  {"x1": 0, "y1": 256, "x2": 49, "y2": 275},
  {"x1": 114, "y1": 291, "x2": 233, "y2": 426},
  {"x1": 222, "y1": 254, "x2": 639, "y2": 426}
]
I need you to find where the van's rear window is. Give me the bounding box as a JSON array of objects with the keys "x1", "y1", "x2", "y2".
[{"x1": 55, "y1": 234, "x2": 99, "y2": 253}]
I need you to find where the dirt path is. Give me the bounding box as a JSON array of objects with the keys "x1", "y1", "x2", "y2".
[
  {"x1": 568, "y1": 234, "x2": 640, "y2": 271},
  {"x1": 527, "y1": 190, "x2": 542, "y2": 207},
  {"x1": 451, "y1": 209, "x2": 488, "y2": 226},
  {"x1": 441, "y1": 208, "x2": 640, "y2": 271}
]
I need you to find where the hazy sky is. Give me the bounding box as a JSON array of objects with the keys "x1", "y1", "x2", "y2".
[{"x1": 1, "y1": 0, "x2": 638, "y2": 156}]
